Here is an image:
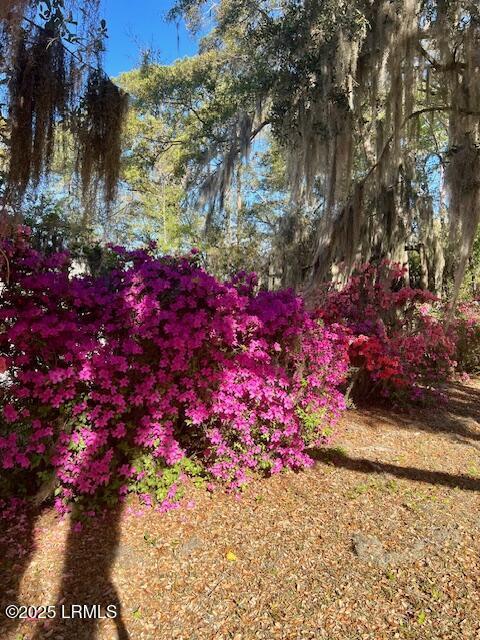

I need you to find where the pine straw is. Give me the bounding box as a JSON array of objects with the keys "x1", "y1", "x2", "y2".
[{"x1": 1, "y1": 379, "x2": 480, "y2": 640}]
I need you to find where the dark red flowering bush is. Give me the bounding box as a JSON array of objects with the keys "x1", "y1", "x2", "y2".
[
  {"x1": 318, "y1": 261, "x2": 456, "y2": 402},
  {"x1": 0, "y1": 228, "x2": 348, "y2": 512}
]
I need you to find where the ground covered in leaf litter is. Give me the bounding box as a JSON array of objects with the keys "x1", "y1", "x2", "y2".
[{"x1": 1, "y1": 379, "x2": 479, "y2": 640}]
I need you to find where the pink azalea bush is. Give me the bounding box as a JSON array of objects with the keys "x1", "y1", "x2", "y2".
[
  {"x1": 0, "y1": 227, "x2": 348, "y2": 512},
  {"x1": 450, "y1": 301, "x2": 480, "y2": 375},
  {"x1": 318, "y1": 261, "x2": 456, "y2": 402}
]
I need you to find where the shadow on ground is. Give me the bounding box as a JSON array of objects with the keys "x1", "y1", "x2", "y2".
[
  {"x1": 31, "y1": 503, "x2": 129, "y2": 640},
  {"x1": 310, "y1": 447, "x2": 480, "y2": 492},
  {"x1": 358, "y1": 380, "x2": 480, "y2": 447}
]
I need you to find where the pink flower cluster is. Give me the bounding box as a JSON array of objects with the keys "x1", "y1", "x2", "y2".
[
  {"x1": 318, "y1": 261, "x2": 456, "y2": 401},
  {"x1": 450, "y1": 301, "x2": 480, "y2": 375},
  {"x1": 0, "y1": 229, "x2": 348, "y2": 509}
]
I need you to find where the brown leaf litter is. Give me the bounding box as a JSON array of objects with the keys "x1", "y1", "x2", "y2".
[{"x1": 1, "y1": 379, "x2": 479, "y2": 640}]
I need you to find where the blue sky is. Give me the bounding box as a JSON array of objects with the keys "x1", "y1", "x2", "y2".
[{"x1": 101, "y1": 0, "x2": 200, "y2": 76}]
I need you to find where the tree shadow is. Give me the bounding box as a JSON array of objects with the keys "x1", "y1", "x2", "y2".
[
  {"x1": 357, "y1": 381, "x2": 480, "y2": 446},
  {"x1": 310, "y1": 448, "x2": 480, "y2": 492},
  {"x1": 32, "y1": 502, "x2": 129, "y2": 640},
  {"x1": 443, "y1": 381, "x2": 480, "y2": 423}
]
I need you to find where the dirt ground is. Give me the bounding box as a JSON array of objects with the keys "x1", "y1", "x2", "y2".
[{"x1": 1, "y1": 379, "x2": 479, "y2": 640}]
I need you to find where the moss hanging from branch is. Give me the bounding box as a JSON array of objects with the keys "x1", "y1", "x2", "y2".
[
  {"x1": 7, "y1": 26, "x2": 69, "y2": 193},
  {"x1": 168, "y1": 0, "x2": 480, "y2": 294},
  {"x1": 285, "y1": 0, "x2": 480, "y2": 294},
  {"x1": 1, "y1": 0, "x2": 128, "y2": 205},
  {"x1": 77, "y1": 70, "x2": 129, "y2": 203}
]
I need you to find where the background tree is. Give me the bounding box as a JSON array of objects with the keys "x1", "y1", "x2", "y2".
[
  {"x1": 3, "y1": 1, "x2": 479, "y2": 297},
  {"x1": 137, "y1": 0, "x2": 480, "y2": 297}
]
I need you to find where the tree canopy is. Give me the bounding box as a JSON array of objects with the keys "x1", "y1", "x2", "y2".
[
  {"x1": 121, "y1": 0, "x2": 480, "y2": 298},
  {"x1": 2, "y1": 0, "x2": 480, "y2": 298}
]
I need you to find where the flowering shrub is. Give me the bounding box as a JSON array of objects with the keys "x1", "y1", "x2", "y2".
[
  {"x1": 0, "y1": 228, "x2": 348, "y2": 512},
  {"x1": 318, "y1": 261, "x2": 456, "y2": 401},
  {"x1": 450, "y1": 302, "x2": 480, "y2": 375}
]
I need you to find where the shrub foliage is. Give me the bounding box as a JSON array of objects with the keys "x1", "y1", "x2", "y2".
[
  {"x1": 0, "y1": 228, "x2": 348, "y2": 511},
  {"x1": 2, "y1": 234, "x2": 477, "y2": 513},
  {"x1": 319, "y1": 262, "x2": 457, "y2": 401}
]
